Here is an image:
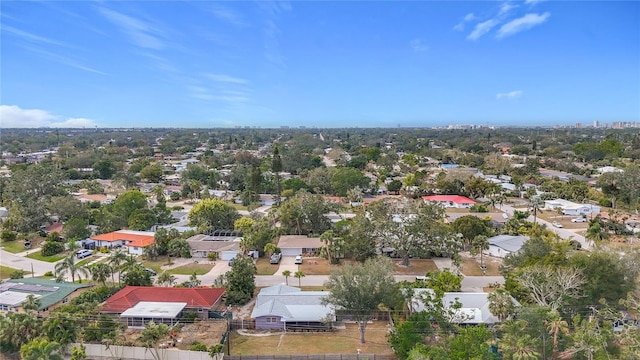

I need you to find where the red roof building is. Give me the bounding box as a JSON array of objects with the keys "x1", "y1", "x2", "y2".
[
  {"x1": 422, "y1": 195, "x2": 476, "y2": 209},
  {"x1": 101, "y1": 286, "x2": 226, "y2": 318},
  {"x1": 91, "y1": 230, "x2": 155, "y2": 255}
]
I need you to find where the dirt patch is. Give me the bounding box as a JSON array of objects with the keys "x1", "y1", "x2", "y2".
[
  {"x1": 230, "y1": 321, "x2": 394, "y2": 355},
  {"x1": 121, "y1": 320, "x2": 228, "y2": 350},
  {"x1": 459, "y1": 255, "x2": 502, "y2": 276},
  {"x1": 300, "y1": 257, "x2": 331, "y2": 275},
  {"x1": 393, "y1": 259, "x2": 438, "y2": 275}
]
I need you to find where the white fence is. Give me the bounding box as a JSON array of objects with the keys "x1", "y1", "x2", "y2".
[{"x1": 74, "y1": 343, "x2": 224, "y2": 360}]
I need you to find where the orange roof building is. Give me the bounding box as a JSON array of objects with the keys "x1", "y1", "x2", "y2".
[{"x1": 91, "y1": 230, "x2": 155, "y2": 255}]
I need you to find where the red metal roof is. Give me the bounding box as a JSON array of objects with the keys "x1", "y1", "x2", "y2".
[
  {"x1": 101, "y1": 286, "x2": 226, "y2": 313},
  {"x1": 422, "y1": 195, "x2": 476, "y2": 204}
]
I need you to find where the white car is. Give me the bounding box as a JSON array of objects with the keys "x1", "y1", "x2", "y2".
[
  {"x1": 571, "y1": 217, "x2": 587, "y2": 223},
  {"x1": 552, "y1": 221, "x2": 563, "y2": 228},
  {"x1": 294, "y1": 255, "x2": 303, "y2": 264}
]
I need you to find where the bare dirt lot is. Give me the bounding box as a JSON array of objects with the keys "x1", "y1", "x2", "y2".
[
  {"x1": 230, "y1": 321, "x2": 394, "y2": 355},
  {"x1": 123, "y1": 320, "x2": 228, "y2": 350}
]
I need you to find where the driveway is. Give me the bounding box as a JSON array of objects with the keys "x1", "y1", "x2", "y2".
[{"x1": 276, "y1": 255, "x2": 300, "y2": 275}]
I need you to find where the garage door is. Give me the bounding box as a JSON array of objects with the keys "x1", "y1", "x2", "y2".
[
  {"x1": 280, "y1": 248, "x2": 301, "y2": 257},
  {"x1": 220, "y1": 251, "x2": 240, "y2": 260}
]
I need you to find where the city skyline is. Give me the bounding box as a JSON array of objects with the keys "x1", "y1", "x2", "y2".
[{"x1": 1, "y1": 1, "x2": 639, "y2": 128}]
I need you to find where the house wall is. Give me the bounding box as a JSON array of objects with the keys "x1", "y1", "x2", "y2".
[
  {"x1": 487, "y1": 245, "x2": 511, "y2": 258},
  {"x1": 128, "y1": 246, "x2": 144, "y2": 256},
  {"x1": 220, "y1": 251, "x2": 240, "y2": 261},
  {"x1": 255, "y1": 315, "x2": 285, "y2": 330}
]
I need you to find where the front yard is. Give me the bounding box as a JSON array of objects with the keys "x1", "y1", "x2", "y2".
[
  {"x1": 229, "y1": 321, "x2": 394, "y2": 355},
  {"x1": 459, "y1": 256, "x2": 502, "y2": 276},
  {"x1": 300, "y1": 257, "x2": 439, "y2": 276}
]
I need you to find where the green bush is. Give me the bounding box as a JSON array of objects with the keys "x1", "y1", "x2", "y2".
[
  {"x1": 170, "y1": 192, "x2": 181, "y2": 201},
  {"x1": 469, "y1": 204, "x2": 488, "y2": 213},
  {"x1": 189, "y1": 343, "x2": 208, "y2": 352},
  {"x1": 9, "y1": 269, "x2": 25, "y2": 279},
  {"x1": 41, "y1": 241, "x2": 65, "y2": 256},
  {"x1": 1, "y1": 230, "x2": 17, "y2": 242},
  {"x1": 44, "y1": 271, "x2": 54, "y2": 277}
]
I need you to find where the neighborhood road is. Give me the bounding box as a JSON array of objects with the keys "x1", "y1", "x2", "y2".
[
  {"x1": 0, "y1": 248, "x2": 56, "y2": 276},
  {"x1": 498, "y1": 203, "x2": 591, "y2": 250}
]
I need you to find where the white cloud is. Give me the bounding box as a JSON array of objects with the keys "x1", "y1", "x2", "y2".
[
  {"x1": 410, "y1": 38, "x2": 428, "y2": 52},
  {"x1": 207, "y1": 4, "x2": 247, "y2": 27},
  {"x1": 525, "y1": 0, "x2": 545, "y2": 4},
  {"x1": 497, "y1": 12, "x2": 550, "y2": 38},
  {"x1": 500, "y1": 2, "x2": 518, "y2": 15},
  {"x1": 99, "y1": 8, "x2": 165, "y2": 50},
  {"x1": 467, "y1": 19, "x2": 499, "y2": 40},
  {"x1": 453, "y1": 13, "x2": 476, "y2": 31},
  {"x1": 0, "y1": 105, "x2": 98, "y2": 128},
  {"x1": 204, "y1": 73, "x2": 249, "y2": 84},
  {"x1": 2, "y1": 25, "x2": 65, "y2": 46},
  {"x1": 496, "y1": 90, "x2": 524, "y2": 100}
]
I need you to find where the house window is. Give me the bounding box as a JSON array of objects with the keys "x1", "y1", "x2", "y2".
[
  {"x1": 265, "y1": 317, "x2": 278, "y2": 323},
  {"x1": 198, "y1": 308, "x2": 204, "y2": 312},
  {"x1": 0, "y1": 305, "x2": 7, "y2": 311},
  {"x1": 62, "y1": 297, "x2": 69, "y2": 303}
]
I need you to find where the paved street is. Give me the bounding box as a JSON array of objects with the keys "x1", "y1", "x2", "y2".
[
  {"x1": 0, "y1": 248, "x2": 56, "y2": 276},
  {"x1": 498, "y1": 203, "x2": 590, "y2": 250}
]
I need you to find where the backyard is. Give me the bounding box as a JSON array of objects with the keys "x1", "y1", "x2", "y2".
[{"x1": 229, "y1": 321, "x2": 394, "y2": 355}]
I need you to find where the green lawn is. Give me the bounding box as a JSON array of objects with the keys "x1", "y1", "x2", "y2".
[
  {"x1": 168, "y1": 263, "x2": 215, "y2": 275},
  {"x1": 26, "y1": 252, "x2": 66, "y2": 263},
  {"x1": 0, "y1": 265, "x2": 20, "y2": 279},
  {"x1": 255, "y1": 258, "x2": 279, "y2": 275},
  {"x1": 142, "y1": 257, "x2": 172, "y2": 273},
  {"x1": 0, "y1": 241, "x2": 27, "y2": 254}
]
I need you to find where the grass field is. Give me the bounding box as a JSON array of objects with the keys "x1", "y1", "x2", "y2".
[
  {"x1": 0, "y1": 241, "x2": 27, "y2": 254},
  {"x1": 300, "y1": 258, "x2": 439, "y2": 277},
  {"x1": 301, "y1": 257, "x2": 330, "y2": 275},
  {"x1": 0, "y1": 265, "x2": 20, "y2": 279},
  {"x1": 26, "y1": 252, "x2": 66, "y2": 263},
  {"x1": 229, "y1": 321, "x2": 394, "y2": 355},
  {"x1": 169, "y1": 263, "x2": 215, "y2": 275},
  {"x1": 255, "y1": 258, "x2": 279, "y2": 275}
]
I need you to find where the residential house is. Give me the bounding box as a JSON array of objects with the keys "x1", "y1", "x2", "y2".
[
  {"x1": 410, "y1": 289, "x2": 519, "y2": 325},
  {"x1": 101, "y1": 286, "x2": 225, "y2": 327},
  {"x1": 486, "y1": 235, "x2": 529, "y2": 258},
  {"x1": 422, "y1": 195, "x2": 476, "y2": 209},
  {"x1": 277, "y1": 235, "x2": 323, "y2": 257},
  {"x1": 543, "y1": 199, "x2": 600, "y2": 216},
  {"x1": 90, "y1": 230, "x2": 155, "y2": 255},
  {"x1": 251, "y1": 284, "x2": 334, "y2": 331},
  {"x1": 0, "y1": 278, "x2": 92, "y2": 314},
  {"x1": 186, "y1": 234, "x2": 242, "y2": 260}
]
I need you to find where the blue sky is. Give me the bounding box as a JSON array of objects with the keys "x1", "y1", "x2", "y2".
[{"x1": 1, "y1": 1, "x2": 638, "y2": 128}]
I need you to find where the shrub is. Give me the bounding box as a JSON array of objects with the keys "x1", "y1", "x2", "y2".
[
  {"x1": 181, "y1": 310, "x2": 198, "y2": 323},
  {"x1": 189, "y1": 343, "x2": 208, "y2": 352},
  {"x1": 469, "y1": 204, "x2": 488, "y2": 213},
  {"x1": 207, "y1": 252, "x2": 217, "y2": 261},
  {"x1": 9, "y1": 269, "x2": 25, "y2": 279},
  {"x1": 41, "y1": 241, "x2": 65, "y2": 256},
  {"x1": 44, "y1": 271, "x2": 54, "y2": 277},
  {"x1": 170, "y1": 192, "x2": 181, "y2": 201},
  {"x1": 1, "y1": 230, "x2": 17, "y2": 242}
]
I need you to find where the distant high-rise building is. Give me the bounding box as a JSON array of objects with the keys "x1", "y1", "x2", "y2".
[
  {"x1": 593, "y1": 120, "x2": 600, "y2": 128},
  {"x1": 575, "y1": 122, "x2": 582, "y2": 128}
]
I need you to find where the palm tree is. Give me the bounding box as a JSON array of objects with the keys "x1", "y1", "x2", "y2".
[
  {"x1": 108, "y1": 250, "x2": 127, "y2": 285},
  {"x1": 113, "y1": 170, "x2": 139, "y2": 190},
  {"x1": 264, "y1": 243, "x2": 278, "y2": 258},
  {"x1": 90, "y1": 263, "x2": 112, "y2": 287},
  {"x1": 151, "y1": 184, "x2": 166, "y2": 203},
  {"x1": 294, "y1": 270, "x2": 305, "y2": 287},
  {"x1": 22, "y1": 295, "x2": 41, "y2": 312},
  {"x1": 54, "y1": 254, "x2": 89, "y2": 283},
  {"x1": 585, "y1": 221, "x2": 609, "y2": 247},
  {"x1": 144, "y1": 242, "x2": 160, "y2": 260},
  {"x1": 20, "y1": 338, "x2": 64, "y2": 360},
  {"x1": 156, "y1": 271, "x2": 177, "y2": 287},
  {"x1": 471, "y1": 235, "x2": 490, "y2": 270},
  {"x1": 498, "y1": 320, "x2": 540, "y2": 360},
  {"x1": 282, "y1": 270, "x2": 291, "y2": 285},
  {"x1": 546, "y1": 310, "x2": 569, "y2": 356},
  {"x1": 528, "y1": 196, "x2": 544, "y2": 224},
  {"x1": 488, "y1": 288, "x2": 515, "y2": 322}
]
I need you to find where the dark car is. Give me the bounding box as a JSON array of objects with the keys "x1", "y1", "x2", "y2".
[{"x1": 144, "y1": 268, "x2": 157, "y2": 276}]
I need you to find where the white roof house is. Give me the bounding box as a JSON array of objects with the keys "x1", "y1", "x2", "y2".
[
  {"x1": 120, "y1": 301, "x2": 187, "y2": 328},
  {"x1": 410, "y1": 289, "x2": 519, "y2": 325},
  {"x1": 251, "y1": 284, "x2": 334, "y2": 330},
  {"x1": 544, "y1": 199, "x2": 600, "y2": 216},
  {"x1": 487, "y1": 235, "x2": 529, "y2": 258}
]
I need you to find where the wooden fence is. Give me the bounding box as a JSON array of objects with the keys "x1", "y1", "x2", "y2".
[{"x1": 230, "y1": 318, "x2": 256, "y2": 330}]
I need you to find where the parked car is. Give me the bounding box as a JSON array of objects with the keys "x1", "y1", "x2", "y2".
[
  {"x1": 552, "y1": 221, "x2": 563, "y2": 228},
  {"x1": 228, "y1": 258, "x2": 234, "y2": 266},
  {"x1": 295, "y1": 255, "x2": 303, "y2": 264},
  {"x1": 24, "y1": 240, "x2": 32, "y2": 249},
  {"x1": 270, "y1": 252, "x2": 282, "y2": 264},
  {"x1": 572, "y1": 217, "x2": 587, "y2": 223},
  {"x1": 144, "y1": 267, "x2": 157, "y2": 276},
  {"x1": 75, "y1": 249, "x2": 93, "y2": 259}
]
